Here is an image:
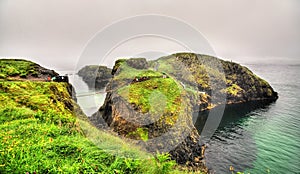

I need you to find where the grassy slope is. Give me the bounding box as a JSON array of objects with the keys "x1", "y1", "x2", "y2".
[
  {"x1": 116, "y1": 63, "x2": 183, "y2": 126},
  {"x1": 0, "y1": 59, "x2": 188, "y2": 174}
]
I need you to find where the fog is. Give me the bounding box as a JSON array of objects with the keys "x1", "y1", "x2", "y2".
[{"x1": 0, "y1": 0, "x2": 299, "y2": 70}]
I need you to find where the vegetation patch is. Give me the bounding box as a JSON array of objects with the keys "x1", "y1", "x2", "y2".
[
  {"x1": 127, "y1": 127, "x2": 149, "y2": 142},
  {"x1": 118, "y1": 70, "x2": 182, "y2": 126}
]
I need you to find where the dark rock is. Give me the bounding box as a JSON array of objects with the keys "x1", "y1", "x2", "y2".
[
  {"x1": 126, "y1": 58, "x2": 148, "y2": 69},
  {"x1": 78, "y1": 65, "x2": 112, "y2": 89},
  {"x1": 66, "y1": 83, "x2": 77, "y2": 102},
  {"x1": 39, "y1": 69, "x2": 58, "y2": 77}
]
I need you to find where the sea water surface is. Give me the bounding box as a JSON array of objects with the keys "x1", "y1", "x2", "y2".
[{"x1": 198, "y1": 64, "x2": 300, "y2": 173}]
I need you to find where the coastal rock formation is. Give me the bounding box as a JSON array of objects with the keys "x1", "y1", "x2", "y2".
[
  {"x1": 93, "y1": 59, "x2": 207, "y2": 170},
  {"x1": 126, "y1": 58, "x2": 148, "y2": 69},
  {"x1": 152, "y1": 53, "x2": 278, "y2": 109},
  {"x1": 78, "y1": 65, "x2": 112, "y2": 89},
  {"x1": 90, "y1": 53, "x2": 278, "y2": 170},
  {"x1": 222, "y1": 61, "x2": 278, "y2": 103}
]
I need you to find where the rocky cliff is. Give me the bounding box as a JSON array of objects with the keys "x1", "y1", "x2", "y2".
[
  {"x1": 78, "y1": 65, "x2": 112, "y2": 89},
  {"x1": 90, "y1": 53, "x2": 278, "y2": 170}
]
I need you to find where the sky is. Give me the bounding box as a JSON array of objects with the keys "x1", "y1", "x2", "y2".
[{"x1": 0, "y1": 0, "x2": 299, "y2": 70}]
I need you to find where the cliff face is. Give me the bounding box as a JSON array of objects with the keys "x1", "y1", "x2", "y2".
[
  {"x1": 91, "y1": 53, "x2": 278, "y2": 169},
  {"x1": 93, "y1": 60, "x2": 207, "y2": 169},
  {"x1": 78, "y1": 65, "x2": 112, "y2": 89},
  {"x1": 222, "y1": 61, "x2": 278, "y2": 103}
]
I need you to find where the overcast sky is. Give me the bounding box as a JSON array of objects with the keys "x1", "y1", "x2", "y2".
[{"x1": 0, "y1": 0, "x2": 299, "y2": 70}]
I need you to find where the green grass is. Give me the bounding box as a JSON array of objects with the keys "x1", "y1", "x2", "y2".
[
  {"x1": 114, "y1": 58, "x2": 182, "y2": 115},
  {"x1": 113, "y1": 60, "x2": 184, "y2": 126},
  {"x1": 114, "y1": 62, "x2": 162, "y2": 81},
  {"x1": 0, "y1": 81, "x2": 187, "y2": 173},
  {"x1": 118, "y1": 77, "x2": 181, "y2": 112},
  {"x1": 118, "y1": 72, "x2": 182, "y2": 126},
  {"x1": 0, "y1": 59, "x2": 38, "y2": 78}
]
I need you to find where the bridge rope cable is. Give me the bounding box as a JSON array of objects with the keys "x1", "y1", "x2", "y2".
[
  {"x1": 75, "y1": 90, "x2": 116, "y2": 97},
  {"x1": 76, "y1": 91, "x2": 107, "y2": 97}
]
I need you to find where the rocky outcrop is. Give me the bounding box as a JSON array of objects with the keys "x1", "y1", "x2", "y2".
[
  {"x1": 126, "y1": 58, "x2": 148, "y2": 69},
  {"x1": 78, "y1": 65, "x2": 112, "y2": 89},
  {"x1": 38, "y1": 68, "x2": 58, "y2": 78},
  {"x1": 92, "y1": 78, "x2": 207, "y2": 170},
  {"x1": 222, "y1": 61, "x2": 278, "y2": 103},
  {"x1": 90, "y1": 53, "x2": 278, "y2": 171},
  {"x1": 111, "y1": 58, "x2": 148, "y2": 76},
  {"x1": 154, "y1": 53, "x2": 278, "y2": 109}
]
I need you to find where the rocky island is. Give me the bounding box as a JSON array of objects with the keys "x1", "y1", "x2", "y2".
[
  {"x1": 78, "y1": 65, "x2": 112, "y2": 89},
  {"x1": 90, "y1": 53, "x2": 278, "y2": 171}
]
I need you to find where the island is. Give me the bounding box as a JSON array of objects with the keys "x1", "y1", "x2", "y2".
[
  {"x1": 90, "y1": 53, "x2": 278, "y2": 170},
  {"x1": 77, "y1": 65, "x2": 112, "y2": 89}
]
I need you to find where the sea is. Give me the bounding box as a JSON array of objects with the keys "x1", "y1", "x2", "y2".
[
  {"x1": 65, "y1": 63, "x2": 300, "y2": 174},
  {"x1": 202, "y1": 63, "x2": 300, "y2": 174}
]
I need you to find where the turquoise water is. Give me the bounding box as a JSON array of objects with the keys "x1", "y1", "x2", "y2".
[{"x1": 200, "y1": 64, "x2": 300, "y2": 173}]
